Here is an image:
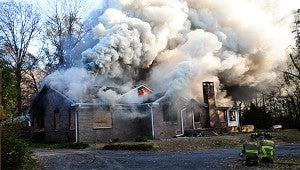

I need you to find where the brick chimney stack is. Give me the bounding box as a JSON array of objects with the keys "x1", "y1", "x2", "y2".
[{"x1": 202, "y1": 82, "x2": 220, "y2": 128}]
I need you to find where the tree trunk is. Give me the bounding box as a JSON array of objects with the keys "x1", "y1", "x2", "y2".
[{"x1": 15, "y1": 67, "x2": 22, "y2": 117}]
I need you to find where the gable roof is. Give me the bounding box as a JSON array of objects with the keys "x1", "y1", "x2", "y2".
[
  {"x1": 118, "y1": 84, "x2": 155, "y2": 104},
  {"x1": 26, "y1": 85, "x2": 77, "y2": 116}
]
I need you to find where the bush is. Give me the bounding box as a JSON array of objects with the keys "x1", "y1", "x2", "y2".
[
  {"x1": 1, "y1": 137, "x2": 28, "y2": 169},
  {"x1": 1, "y1": 121, "x2": 28, "y2": 139},
  {"x1": 62, "y1": 142, "x2": 89, "y2": 149},
  {"x1": 103, "y1": 143, "x2": 153, "y2": 151},
  {"x1": 1, "y1": 121, "x2": 32, "y2": 169},
  {"x1": 111, "y1": 138, "x2": 121, "y2": 143},
  {"x1": 134, "y1": 135, "x2": 148, "y2": 142},
  {"x1": 31, "y1": 142, "x2": 89, "y2": 149}
]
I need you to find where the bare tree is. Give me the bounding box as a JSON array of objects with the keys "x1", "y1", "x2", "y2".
[
  {"x1": 285, "y1": 9, "x2": 300, "y2": 80},
  {"x1": 42, "y1": 0, "x2": 87, "y2": 70},
  {"x1": 0, "y1": 1, "x2": 41, "y2": 116},
  {"x1": 283, "y1": 9, "x2": 300, "y2": 126}
]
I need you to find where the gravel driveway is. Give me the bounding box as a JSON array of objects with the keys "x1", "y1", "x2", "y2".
[{"x1": 32, "y1": 144, "x2": 300, "y2": 170}]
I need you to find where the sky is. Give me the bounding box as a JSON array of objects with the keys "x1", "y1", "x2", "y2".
[{"x1": 2, "y1": 0, "x2": 300, "y2": 105}]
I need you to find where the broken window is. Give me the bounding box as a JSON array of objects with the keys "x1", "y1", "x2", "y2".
[
  {"x1": 69, "y1": 110, "x2": 75, "y2": 130},
  {"x1": 193, "y1": 110, "x2": 200, "y2": 123},
  {"x1": 138, "y1": 86, "x2": 150, "y2": 96},
  {"x1": 33, "y1": 117, "x2": 40, "y2": 132},
  {"x1": 54, "y1": 109, "x2": 60, "y2": 131},
  {"x1": 229, "y1": 111, "x2": 236, "y2": 121},
  {"x1": 93, "y1": 109, "x2": 112, "y2": 129}
]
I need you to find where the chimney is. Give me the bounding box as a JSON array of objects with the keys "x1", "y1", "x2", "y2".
[{"x1": 202, "y1": 82, "x2": 220, "y2": 128}]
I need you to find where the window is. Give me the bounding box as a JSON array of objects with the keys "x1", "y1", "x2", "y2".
[
  {"x1": 33, "y1": 117, "x2": 39, "y2": 132},
  {"x1": 54, "y1": 110, "x2": 60, "y2": 131},
  {"x1": 138, "y1": 86, "x2": 150, "y2": 96},
  {"x1": 229, "y1": 111, "x2": 236, "y2": 121},
  {"x1": 93, "y1": 109, "x2": 112, "y2": 129},
  {"x1": 193, "y1": 110, "x2": 200, "y2": 123},
  {"x1": 69, "y1": 110, "x2": 75, "y2": 130}
]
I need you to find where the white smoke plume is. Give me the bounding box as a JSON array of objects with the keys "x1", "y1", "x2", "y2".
[{"x1": 45, "y1": 0, "x2": 299, "y2": 106}]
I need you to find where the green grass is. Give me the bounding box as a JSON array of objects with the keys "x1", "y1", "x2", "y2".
[{"x1": 272, "y1": 130, "x2": 300, "y2": 143}]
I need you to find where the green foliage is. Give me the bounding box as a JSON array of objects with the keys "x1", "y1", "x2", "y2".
[
  {"x1": 103, "y1": 143, "x2": 154, "y2": 151},
  {"x1": 112, "y1": 138, "x2": 121, "y2": 143},
  {"x1": 0, "y1": 58, "x2": 17, "y2": 118},
  {"x1": 1, "y1": 121, "x2": 28, "y2": 139},
  {"x1": 1, "y1": 137, "x2": 28, "y2": 168},
  {"x1": 61, "y1": 142, "x2": 89, "y2": 149},
  {"x1": 30, "y1": 142, "x2": 89, "y2": 149},
  {"x1": 134, "y1": 135, "x2": 148, "y2": 142},
  {"x1": 1, "y1": 122, "x2": 31, "y2": 169}
]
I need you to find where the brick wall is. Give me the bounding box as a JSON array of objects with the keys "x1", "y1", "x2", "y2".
[
  {"x1": 78, "y1": 105, "x2": 152, "y2": 142},
  {"x1": 41, "y1": 90, "x2": 75, "y2": 143}
]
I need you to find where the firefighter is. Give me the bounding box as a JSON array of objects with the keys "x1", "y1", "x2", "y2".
[
  {"x1": 241, "y1": 136, "x2": 261, "y2": 166},
  {"x1": 241, "y1": 132, "x2": 275, "y2": 166},
  {"x1": 259, "y1": 135, "x2": 275, "y2": 163}
]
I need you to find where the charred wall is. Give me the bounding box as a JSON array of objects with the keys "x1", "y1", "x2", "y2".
[{"x1": 31, "y1": 88, "x2": 76, "y2": 143}]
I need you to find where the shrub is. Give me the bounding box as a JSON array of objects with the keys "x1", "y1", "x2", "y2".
[
  {"x1": 112, "y1": 138, "x2": 121, "y2": 143},
  {"x1": 1, "y1": 121, "x2": 32, "y2": 169},
  {"x1": 31, "y1": 142, "x2": 89, "y2": 149},
  {"x1": 103, "y1": 143, "x2": 153, "y2": 151},
  {"x1": 134, "y1": 135, "x2": 148, "y2": 142},
  {"x1": 63, "y1": 142, "x2": 89, "y2": 149},
  {"x1": 1, "y1": 121, "x2": 28, "y2": 139}
]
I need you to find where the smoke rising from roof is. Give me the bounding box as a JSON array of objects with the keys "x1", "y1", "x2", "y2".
[{"x1": 45, "y1": 0, "x2": 298, "y2": 105}]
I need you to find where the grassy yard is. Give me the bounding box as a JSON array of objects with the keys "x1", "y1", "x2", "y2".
[
  {"x1": 29, "y1": 129, "x2": 300, "y2": 170},
  {"x1": 87, "y1": 129, "x2": 300, "y2": 152}
]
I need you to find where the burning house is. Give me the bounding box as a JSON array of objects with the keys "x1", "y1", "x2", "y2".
[
  {"x1": 28, "y1": 0, "x2": 295, "y2": 142},
  {"x1": 29, "y1": 82, "x2": 239, "y2": 143}
]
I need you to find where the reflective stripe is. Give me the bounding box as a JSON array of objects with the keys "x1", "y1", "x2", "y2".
[
  {"x1": 245, "y1": 150, "x2": 259, "y2": 154},
  {"x1": 261, "y1": 146, "x2": 274, "y2": 157}
]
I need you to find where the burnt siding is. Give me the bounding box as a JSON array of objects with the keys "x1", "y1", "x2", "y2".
[
  {"x1": 78, "y1": 107, "x2": 151, "y2": 142},
  {"x1": 44, "y1": 91, "x2": 75, "y2": 142}
]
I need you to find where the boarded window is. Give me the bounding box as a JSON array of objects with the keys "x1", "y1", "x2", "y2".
[
  {"x1": 54, "y1": 110, "x2": 60, "y2": 131},
  {"x1": 69, "y1": 110, "x2": 75, "y2": 130},
  {"x1": 93, "y1": 110, "x2": 112, "y2": 129}
]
